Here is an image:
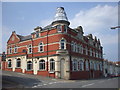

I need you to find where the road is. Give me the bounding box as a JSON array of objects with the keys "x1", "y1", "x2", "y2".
[{"x1": 2, "y1": 70, "x2": 119, "y2": 89}]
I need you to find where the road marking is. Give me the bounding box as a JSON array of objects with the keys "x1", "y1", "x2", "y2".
[
  {"x1": 49, "y1": 82, "x2": 53, "y2": 84},
  {"x1": 43, "y1": 84, "x2": 47, "y2": 86},
  {"x1": 81, "y1": 83, "x2": 95, "y2": 87}
]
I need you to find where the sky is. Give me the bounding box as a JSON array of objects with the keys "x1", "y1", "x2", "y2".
[{"x1": 1, "y1": 2, "x2": 119, "y2": 62}]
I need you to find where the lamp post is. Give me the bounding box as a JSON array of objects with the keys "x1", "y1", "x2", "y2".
[{"x1": 111, "y1": 26, "x2": 120, "y2": 29}]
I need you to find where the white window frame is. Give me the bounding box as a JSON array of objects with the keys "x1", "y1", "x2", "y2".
[
  {"x1": 9, "y1": 47, "x2": 12, "y2": 54},
  {"x1": 38, "y1": 42, "x2": 44, "y2": 52},
  {"x1": 57, "y1": 25, "x2": 62, "y2": 32},
  {"x1": 28, "y1": 44, "x2": 32, "y2": 54},
  {"x1": 39, "y1": 60, "x2": 46, "y2": 70},
  {"x1": 16, "y1": 58, "x2": 21, "y2": 68},
  {"x1": 59, "y1": 38, "x2": 66, "y2": 50},
  {"x1": 8, "y1": 59, "x2": 12, "y2": 68},
  {"x1": 14, "y1": 46, "x2": 17, "y2": 53},
  {"x1": 64, "y1": 25, "x2": 67, "y2": 33},
  {"x1": 86, "y1": 60, "x2": 89, "y2": 71},
  {"x1": 72, "y1": 59, "x2": 78, "y2": 71},
  {"x1": 27, "y1": 61, "x2": 33, "y2": 70},
  {"x1": 50, "y1": 59, "x2": 55, "y2": 71}
]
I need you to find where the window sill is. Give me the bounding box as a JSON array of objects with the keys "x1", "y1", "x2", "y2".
[
  {"x1": 26, "y1": 70, "x2": 33, "y2": 71},
  {"x1": 49, "y1": 71, "x2": 55, "y2": 73},
  {"x1": 7, "y1": 67, "x2": 12, "y2": 68},
  {"x1": 15, "y1": 67, "x2": 21, "y2": 69}
]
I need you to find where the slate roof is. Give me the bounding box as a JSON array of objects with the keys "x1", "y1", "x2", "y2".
[{"x1": 17, "y1": 34, "x2": 32, "y2": 41}]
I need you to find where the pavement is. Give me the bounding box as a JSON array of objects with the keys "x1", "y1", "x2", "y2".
[{"x1": 1, "y1": 70, "x2": 119, "y2": 89}]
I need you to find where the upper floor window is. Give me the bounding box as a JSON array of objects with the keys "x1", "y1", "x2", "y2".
[
  {"x1": 57, "y1": 25, "x2": 62, "y2": 32},
  {"x1": 80, "y1": 45, "x2": 83, "y2": 54},
  {"x1": 16, "y1": 58, "x2": 21, "y2": 68},
  {"x1": 39, "y1": 60, "x2": 45, "y2": 70},
  {"x1": 8, "y1": 59, "x2": 12, "y2": 68},
  {"x1": 28, "y1": 45, "x2": 32, "y2": 54},
  {"x1": 9, "y1": 47, "x2": 12, "y2": 54},
  {"x1": 100, "y1": 63, "x2": 102, "y2": 71},
  {"x1": 85, "y1": 46, "x2": 88, "y2": 55},
  {"x1": 36, "y1": 31, "x2": 39, "y2": 38},
  {"x1": 72, "y1": 59, "x2": 77, "y2": 71},
  {"x1": 71, "y1": 41, "x2": 74, "y2": 52},
  {"x1": 60, "y1": 38, "x2": 66, "y2": 49},
  {"x1": 14, "y1": 46, "x2": 17, "y2": 53},
  {"x1": 50, "y1": 59, "x2": 55, "y2": 71},
  {"x1": 38, "y1": 42, "x2": 44, "y2": 52},
  {"x1": 64, "y1": 25, "x2": 67, "y2": 33},
  {"x1": 74, "y1": 42, "x2": 77, "y2": 52},
  {"x1": 27, "y1": 61, "x2": 32, "y2": 70},
  {"x1": 89, "y1": 48, "x2": 92, "y2": 56}
]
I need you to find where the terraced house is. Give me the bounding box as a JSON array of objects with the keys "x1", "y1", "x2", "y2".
[{"x1": 4, "y1": 7, "x2": 104, "y2": 79}]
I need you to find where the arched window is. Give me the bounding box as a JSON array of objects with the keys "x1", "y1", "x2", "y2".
[
  {"x1": 72, "y1": 59, "x2": 77, "y2": 71},
  {"x1": 60, "y1": 39, "x2": 66, "y2": 49},
  {"x1": 86, "y1": 60, "x2": 89, "y2": 71},
  {"x1": 8, "y1": 59, "x2": 12, "y2": 67},
  {"x1": 80, "y1": 60, "x2": 84, "y2": 71},
  {"x1": 14, "y1": 46, "x2": 17, "y2": 53},
  {"x1": 39, "y1": 60, "x2": 45, "y2": 70},
  {"x1": 28, "y1": 45, "x2": 32, "y2": 53},
  {"x1": 27, "y1": 61, "x2": 32, "y2": 70},
  {"x1": 16, "y1": 58, "x2": 21, "y2": 68},
  {"x1": 90, "y1": 61, "x2": 93, "y2": 69},
  {"x1": 38, "y1": 42, "x2": 44, "y2": 52},
  {"x1": 50, "y1": 59, "x2": 55, "y2": 71}
]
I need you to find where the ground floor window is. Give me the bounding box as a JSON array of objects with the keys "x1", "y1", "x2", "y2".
[
  {"x1": 8, "y1": 59, "x2": 12, "y2": 68},
  {"x1": 39, "y1": 60, "x2": 45, "y2": 70},
  {"x1": 72, "y1": 59, "x2": 77, "y2": 71},
  {"x1": 16, "y1": 58, "x2": 21, "y2": 68},
  {"x1": 27, "y1": 61, "x2": 32, "y2": 70},
  {"x1": 50, "y1": 59, "x2": 55, "y2": 71}
]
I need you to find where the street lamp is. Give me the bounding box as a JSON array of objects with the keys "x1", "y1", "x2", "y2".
[{"x1": 111, "y1": 26, "x2": 120, "y2": 29}]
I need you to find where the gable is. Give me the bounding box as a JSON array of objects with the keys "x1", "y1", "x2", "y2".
[{"x1": 7, "y1": 32, "x2": 20, "y2": 44}]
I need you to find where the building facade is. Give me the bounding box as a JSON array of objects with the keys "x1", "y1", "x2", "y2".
[
  {"x1": 103, "y1": 60, "x2": 120, "y2": 77},
  {"x1": 3, "y1": 7, "x2": 104, "y2": 79}
]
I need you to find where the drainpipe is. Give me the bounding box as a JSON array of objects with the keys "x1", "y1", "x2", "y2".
[{"x1": 47, "y1": 28, "x2": 50, "y2": 77}]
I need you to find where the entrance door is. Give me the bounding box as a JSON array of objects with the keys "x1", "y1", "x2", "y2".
[{"x1": 60, "y1": 59, "x2": 65, "y2": 79}]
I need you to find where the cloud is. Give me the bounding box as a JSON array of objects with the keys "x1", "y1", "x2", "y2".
[
  {"x1": 40, "y1": 19, "x2": 52, "y2": 28},
  {"x1": 70, "y1": 5, "x2": 118, "y2": 34}
]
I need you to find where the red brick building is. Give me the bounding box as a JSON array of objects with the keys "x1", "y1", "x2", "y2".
[{"x1": 3, "y1": 7, "x2": 103, "y2": 79}]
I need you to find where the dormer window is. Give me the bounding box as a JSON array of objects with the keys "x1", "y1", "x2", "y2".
[
  {"x1": 57, "y1": 25, "x2": 62, "y2": 32},
  {"x1": 64, "y1": 25, "x2": 67, "y2": 33},
  {"x1": 36, "y1": 31, "x2": 39, "y2": 38}
]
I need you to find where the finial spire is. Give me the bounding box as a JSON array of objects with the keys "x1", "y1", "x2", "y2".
[{"x1": 52, "y1": 7, "x2": 70, "y2": 26}]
